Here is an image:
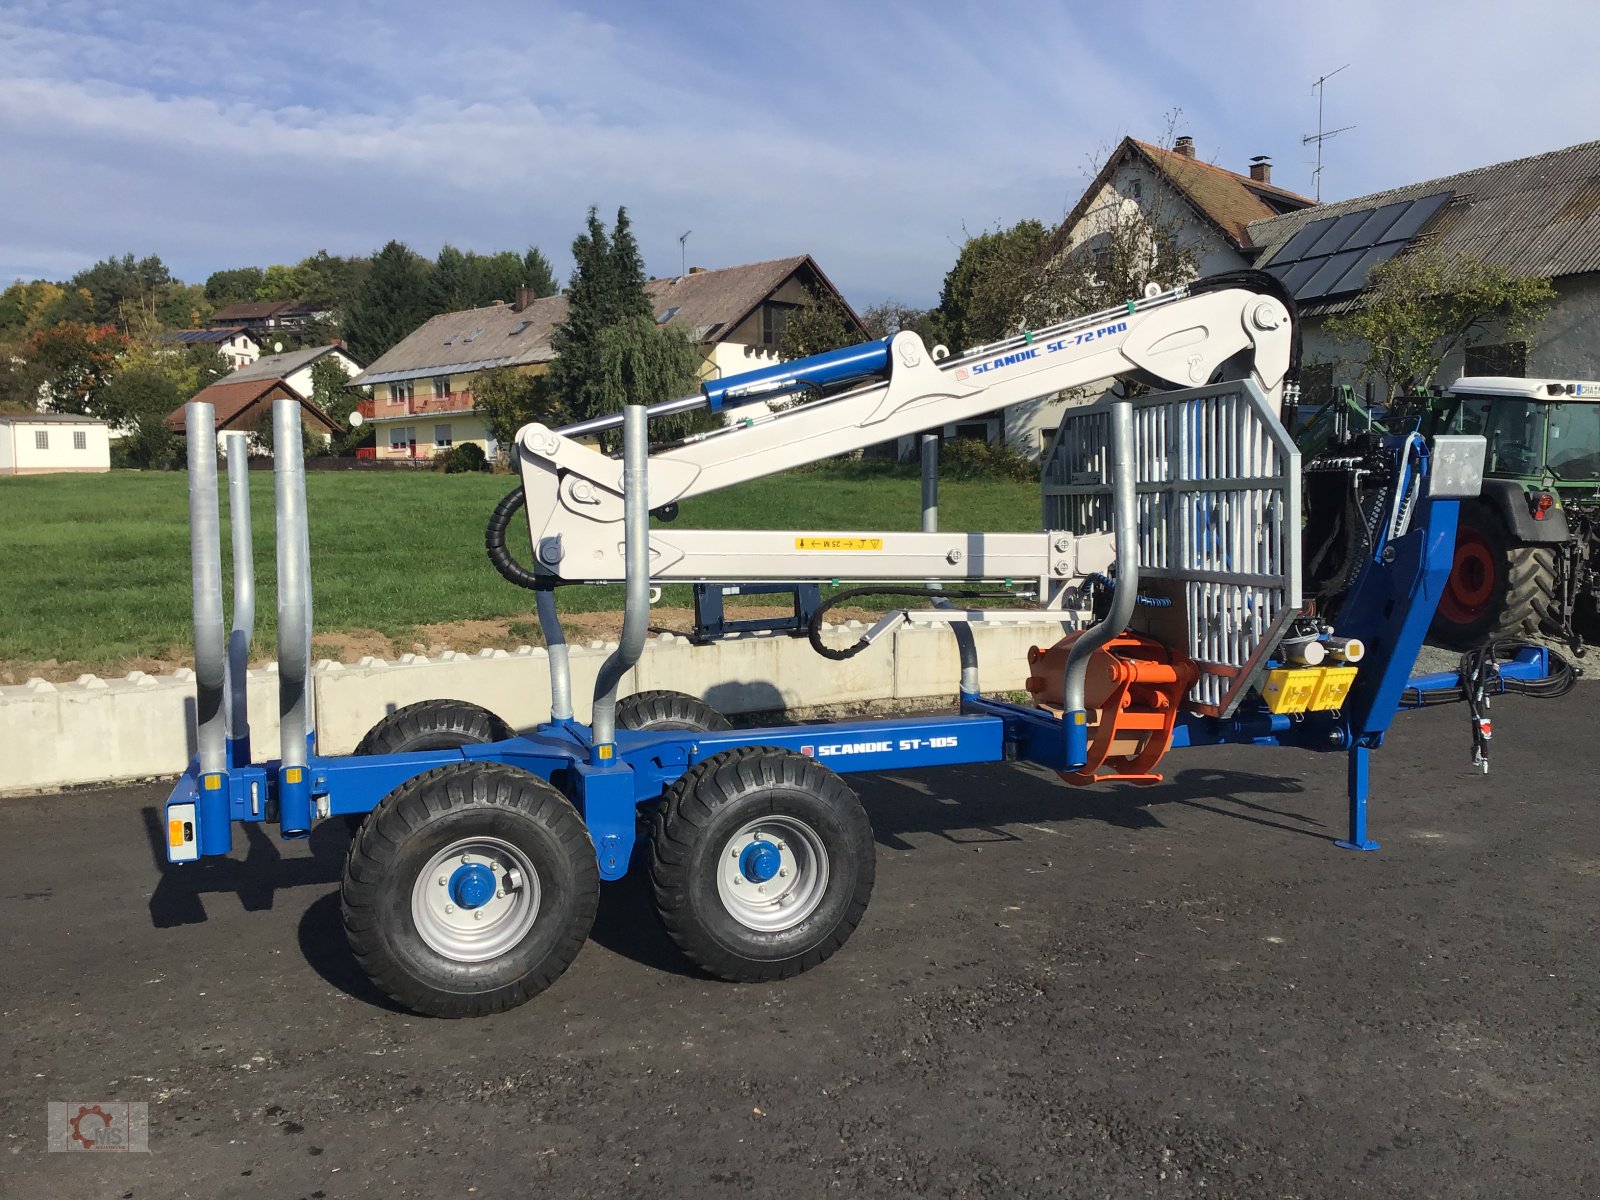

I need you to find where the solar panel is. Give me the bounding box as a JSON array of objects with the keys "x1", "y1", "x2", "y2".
[{"x1": 1259, "y1": 190, "x2": 1453, "y2": 302}]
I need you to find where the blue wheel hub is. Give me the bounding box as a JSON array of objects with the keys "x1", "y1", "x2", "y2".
[
  {"x1": 448, "y1": 862, "x2": 497, "y2": 910},
  {"x1": 738, "y1": 840, "x2": 782, "y2": 884}
]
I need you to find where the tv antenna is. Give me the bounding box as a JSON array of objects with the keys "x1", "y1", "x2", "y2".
[
  {"x1": 678, "y1": 230, "x2": 692, "y2": 277},
  {"x1": 1302, "y1": 64, "x2": 1355, "y2": 201}
]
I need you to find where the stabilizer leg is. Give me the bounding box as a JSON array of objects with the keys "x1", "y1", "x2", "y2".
[{"x1": 1335, "y1": 742, "x2": 1381, "y2": 851}]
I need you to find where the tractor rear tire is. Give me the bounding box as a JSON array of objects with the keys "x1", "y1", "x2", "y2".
[
  {"x1": 1432, "y1": 512, "x2": 1560, "y2": 647},
  {"x1": 342, "y1": 763, "x2": 598, "y2": 1017},
  {"x1": 616, "y1": 690, "x2": 732, "y2": 733},
  {"x1": 649, "y1": 747, "x2": 874, "y2": 983}
]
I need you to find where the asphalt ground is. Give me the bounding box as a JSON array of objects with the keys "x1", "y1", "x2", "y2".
[{"x1": 2, "y1": 692, "x2": 1597, "y2": 1199}]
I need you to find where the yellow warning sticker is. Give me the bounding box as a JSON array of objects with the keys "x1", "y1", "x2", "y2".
[{"x1": 794, "y1": 537, "x2": 883, "y2": 551}]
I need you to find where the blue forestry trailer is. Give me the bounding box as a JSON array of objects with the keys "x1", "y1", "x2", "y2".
[{"x1": 161, "y1": 273, "x2": 1569, "y2": 1016}]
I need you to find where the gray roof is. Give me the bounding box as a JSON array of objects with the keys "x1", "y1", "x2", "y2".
[
  {"x1": 227, "y1": 344, "x2": 361, "y2": 384},
  {"x1": 351, "y1": 256, "x2": 860, "y2": 387},
  {"x1": 0, "y1": 412, "x2": 103, "y2": 425},
  {"x1": 1249, "y1": 139, "x2": 1600, "y2": 314}
]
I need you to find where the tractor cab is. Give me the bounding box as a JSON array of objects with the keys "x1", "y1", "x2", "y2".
[{"x1": 1444, "y1": 377, "x2": 1600, "y2": 486}]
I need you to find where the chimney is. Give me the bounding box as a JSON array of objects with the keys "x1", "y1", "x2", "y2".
[
  {"x1": 512, "y1": 286, "x2": 533, "y2": 313},
  {"x1": 1173, "y1": 135, "x2": 1195, "y2": 158},
  {"x1": 1249, "y1": 155, "x2": 1272, "y2": 184}
]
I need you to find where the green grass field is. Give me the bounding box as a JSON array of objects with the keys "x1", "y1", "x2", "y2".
[{"x1": 0, "y1": 465, "x2": 1040, "y2": 675}]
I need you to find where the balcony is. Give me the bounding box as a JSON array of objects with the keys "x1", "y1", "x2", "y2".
[{"x1": 379, "y1": 391, "x2": 475, "y2": 417}]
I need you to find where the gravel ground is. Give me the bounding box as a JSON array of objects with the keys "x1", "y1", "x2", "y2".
[{"x1": 2, "y1": 694, "x2": 1597, "y2": 1199}]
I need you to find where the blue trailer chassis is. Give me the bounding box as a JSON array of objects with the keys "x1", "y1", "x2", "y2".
[{"x1": 164, "y1": 435, "x2": 1552, "y2": 872}]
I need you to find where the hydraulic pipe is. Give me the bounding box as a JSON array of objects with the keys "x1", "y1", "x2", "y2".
[
  {"x1": 186, "y1": 406, "x2": 227, "y2": 778},
  {"x1": 223, "y1": 432, "x2": 254, "y2": 765},
  {"x1": 589, "y1": 404, "x2": 651, "y2": 758},
  {"x1": 1061, "y1": 399, "x2": 1139, "y2": 768},
  {"x1": 557, "y1": 392, "x2": 706, "y2": 439},
  {"x1": 274, "y1": 399, "x2": 313, "y2": 837}
]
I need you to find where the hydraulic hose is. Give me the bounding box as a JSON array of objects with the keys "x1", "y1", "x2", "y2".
[
  {"x1": 807, "y1": 585, "x2": 1018, "y2": 661},
  {"x1": 485, "y1": 485, "x2": 543, "y2": 590}
]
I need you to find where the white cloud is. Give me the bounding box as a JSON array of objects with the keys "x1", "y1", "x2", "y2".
[{"x1": 0, "y1": 0, "x2": 1594, "y2": 305}]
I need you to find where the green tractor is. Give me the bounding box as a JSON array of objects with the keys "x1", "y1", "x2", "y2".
[
  {"x1": 1294, "y1": 376, "x2": 1598, "y2": 649},
  {"x1": 1427, "y1": 377, "x2": 1599, "y2": 647}
]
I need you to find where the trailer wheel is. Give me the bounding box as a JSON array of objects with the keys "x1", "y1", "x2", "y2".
[
  {"x1": 342, "y1": 699, "x2": 516, "y2": 835},
  {"x1": 616, "y1": 690, "x2": 732, "y2": 732},
  {"x1": 1432, "y1": 511, "x2": 1559, "y2": 646},
  {"x1": 342, "y1": 763, "x2": 597, "y2": 1017},
  {"x1": 649, "y1": 747, "x2": 874, "y2": 982}
]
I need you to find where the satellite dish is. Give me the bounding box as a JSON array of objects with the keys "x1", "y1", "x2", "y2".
[
  {"x1": 273, "y1": 341, "x2": 284, "y2": 353},
  {"x1": 348, "y1": 412, "x2": 365, "y2": 428}
]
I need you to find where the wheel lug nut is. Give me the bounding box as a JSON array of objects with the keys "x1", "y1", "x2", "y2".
[
  {"x1": 734, "y1": 877, "x2": 743, "y2": 885},
  {"x1": 758, "y1": 885, "x2": 767, "y2": 894},
  {"x1": 445, "y1": 904, "x2": 455, "y2": 914},
  {"x1": 474, "y1": 910, "x2": 485, "y2": 920},
  {"x1": 779, "y1": 868, "x2": 788, "y2": 877},
  {"x1": 437, "y1": 876, "x2": 448, "y2": 886},
  {"x1": 461, "y1": 855, "x2": 471, "y2": 864},
  {"x1": 496, "y1": 889, "x2": 505, "y2": 899}
]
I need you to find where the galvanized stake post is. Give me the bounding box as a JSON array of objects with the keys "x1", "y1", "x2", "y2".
[
  {"x1": 590, "y1": 405, "x2": 650, "y2": 758},
  {"x1": 223, "y1": 432, "x2": 254, "y2": 765},
  {"x1": 186, "y1": 403, "x2": 233, "y2": 856},
  {"x1": 920, "y1": 431, "x2": 939, "y2": 533},
  {"x1": 273, "y1": 399, "x2": 313, "y2": 837}
]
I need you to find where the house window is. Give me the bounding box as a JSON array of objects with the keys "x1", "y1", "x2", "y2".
[
  {"x1": 434, "y1": 424, "x2": 453, "y2": 448},
  {"x1": 34, "y1": 430, "x2": 48, "y2": 450},
  {"x1": 955, "y1": 423, "x2": 989, "y2": 441},
  {"x1": 1127, "y1": 176, "x2": 1143, "y2": 200},
  {"x1": 390, "y1": 379, "x2": 415, "y2": 403},
  {"x1": 73, "y1": 430, "x2": 87, "y2": 450},
  {"x1": 1465, "y1": 341, "x2": 1527, "y2": 377},
  {"x1": 433, "y1": 376, "x2": 450, "y2": 398},
  {"x1": 389, "y1": 426, "x2": 416, "y2": 451},
  {"x1": 761, "y1": 302, "x2": 798, "y2": 346}
]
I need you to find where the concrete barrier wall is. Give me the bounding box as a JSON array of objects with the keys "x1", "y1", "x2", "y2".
[{"x1": 0, "y1": 619, "x2": 1069, "y2": 795}]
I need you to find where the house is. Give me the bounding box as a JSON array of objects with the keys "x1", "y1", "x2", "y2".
[
  {"x1": 1042, "y1": 134, "x2": 1600, "y2": 446},
  {"x1": 167, "y1": 377, "x2": 341, "y2": 448},
  {"x1": 223, "y1": 343, "x2": 364, "y2": 402},
  {"x1": 162, "y1": 326, "x2": 261, "y2": 369},
  {"x1": 206, "y1": 299, "x2": 334, "y2": 338},
  {"x1": 0, "y1": 413, "x2": 111, "y2": 474},
  {"x1": 1000, "y1": 135, "x2": 1317, "y2": 456},
  {"x1": 350, "y1": 256, "x2": 865, "y2": 462},
  {"x1": 1249, "y1": 138, "x2": 1600, "y2": 398}
]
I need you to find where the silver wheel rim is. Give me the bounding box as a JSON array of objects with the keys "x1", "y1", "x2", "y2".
[
  {"x1": 410, "y1": 836, "x2": 541, "y2": 962},
  {"x1": 715, "y1": 816, "x2": 829, "y2": 933}
]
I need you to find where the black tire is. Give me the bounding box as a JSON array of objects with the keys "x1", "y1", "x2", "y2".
[
  {"x1": 616, "y1": 690, "x2": 732, "y2": 733},
  {"x1": 342, "y1": 763, "x2": 598, "y2": 1017},
  {"x1": 342, "y1": 699, "x2": 516, "y2": 836},
  {"x1": 354, "y1": 698, "x2": 514, "y2": 756},
  {"x1": 1432, "y1": 509, "x2": 1559, "y2": 647},
  {"x1": 649, "y1": 747, "x2": 874, "y2": 983}
]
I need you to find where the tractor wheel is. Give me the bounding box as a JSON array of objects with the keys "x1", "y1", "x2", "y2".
[
  {"x1": 1432, "y1": 512, "x2": 1559, "y2": 647},
  {"x1": 342, "y1": 762, "x2": 598, "y2": 1017},
  {"x1": 342, "y1": 699, "x2": 516, "y2": 835},
  {"x1": 616, "y1": 690, "x2": 732, "y2": 733},
  {"x1": 649, "y1": 747, "x2": 874, "y2": 983}
]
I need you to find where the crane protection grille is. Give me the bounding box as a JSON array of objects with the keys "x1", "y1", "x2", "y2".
[{"x1": 1040, "y1": 380, "x2": 1302, "y2": 717}]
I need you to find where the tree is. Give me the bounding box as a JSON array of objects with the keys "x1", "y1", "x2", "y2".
[
  {"x1": 860, "y1": 300, "x2": 941, "y2": 345},
  {"x1": 95, "y1": 362, "x2": 184, "y2": 467},
  {"x1": 473, "y1": 366, "x2": 553, "y2": 458},
  {"x1": 22, "y1": 322, "x2": 130, "y2": 413},
  {"x1": 546, "y1": 207, "x2": 699, "y2": 448},
  {"x1": 934, "y1": 220, "x2": 1050, "y2": 351},
  {"x1": 1326, "y1": 247, "x2": 1558, "y2": 398},
  {"x1": 776, "y1": 285, "x2": 862, "y2": 360},
  {"x1": 70, "y1": 253, "x2": 174, "y2": 327},
  {"x1": 249, "y1": 402, "x2": 328, "y2": 458},
  {"x1": 307, "y1": 357, "x2": 363, "y2": 454},
  {"x1": 523, "y1": 246, "x2": 559, "y2": 298},
  {"x1": 205, "y1": 266, "x2": 265, "y2": 307},
  {"x1": 343, "y1": 240, "x2": 435, "y2": 360}
]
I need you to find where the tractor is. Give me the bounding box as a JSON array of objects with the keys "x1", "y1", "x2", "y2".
[{"x1": 1428, "y1": 377, "x2": 1600, "y2": 648}]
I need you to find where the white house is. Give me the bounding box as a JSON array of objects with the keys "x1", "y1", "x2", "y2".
[
  {"x1": 164, "y1": 326, "x2": 261, "y2": 369},
  {"x1": 223, "y1": 343, "x2": 365, "y2": 400},
  {"x1": 0, "y1": 413, "x2": 111, "y2": 474}
]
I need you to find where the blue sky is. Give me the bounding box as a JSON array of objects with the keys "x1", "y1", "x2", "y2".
[{"x1": 1, "y1": 0, "x2": 1594, "y2": 307}]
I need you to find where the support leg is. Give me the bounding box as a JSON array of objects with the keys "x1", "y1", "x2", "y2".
[{"x1": 1335, "y1": 742, "x2": 1380, "y2": 851}]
